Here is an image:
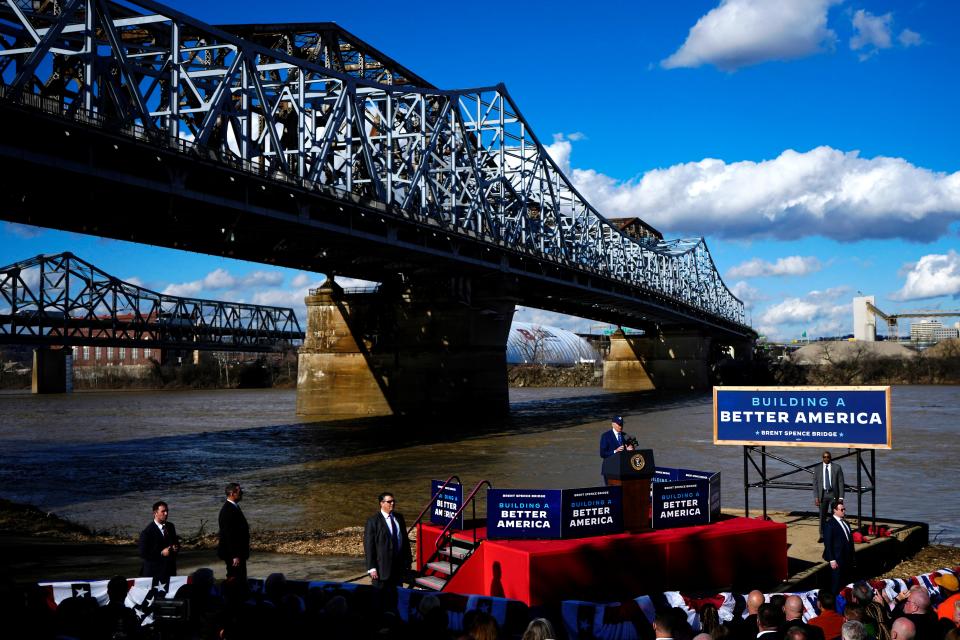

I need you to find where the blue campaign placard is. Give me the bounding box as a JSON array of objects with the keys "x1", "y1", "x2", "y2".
[
  {"x1": 714, "y1": 386, "x2": 892, "y2": 449},
  {"x1": 430, "y1": 480, "x2": 463, "y2": 529},
  {"x1": 486, "y1": 489, "x2": 562, "y2": 540},
  {"x1": 561, "y1": 486, "x2": 623, "y2": 539},
  {"x1": 653, "y1": 480, "x2": 712, "y2": 529}
]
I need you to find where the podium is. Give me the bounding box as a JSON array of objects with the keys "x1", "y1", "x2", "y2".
[{"x1": 603, "y1": 449, "x2": 655, "y2": 533}]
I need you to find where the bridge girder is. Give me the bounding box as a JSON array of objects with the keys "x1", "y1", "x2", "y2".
[
  {"x1": 0, "y1": 0, "x2": 750, "y2": 336},
  {"x1": 0, "y1": 252, "x2": 302, "y2": 351}
]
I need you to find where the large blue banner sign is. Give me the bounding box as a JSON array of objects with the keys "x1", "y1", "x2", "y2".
[
  {"x1": 487, "y1": 489, "x2": 563, "y2": 540},
  {"x1": 714, "y1": 386, "x2": 892, "y2": 449},
  {"x1": 430, "y1": 480, "x2": 464, "y2": 529},
  {"x1": 560, "y1": 486, "x2": 622, "y2": 539}
]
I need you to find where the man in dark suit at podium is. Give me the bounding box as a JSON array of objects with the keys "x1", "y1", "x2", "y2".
[
  {"x1": 138, "y1": 500, "x2": 179, "y2": 579},
  {"x1": 600, "y1": 416, "x2": 634, "y2": 484}
]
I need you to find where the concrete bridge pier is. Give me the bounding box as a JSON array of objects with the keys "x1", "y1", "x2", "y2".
[
  {"x1": 31, "y1": 347, "x2": 73, "y2": 394},
  {"x1": 297, "y1": 276, "x2": 518, "y2": 420},
  {"x1": 603, "y1": 329, "x2": 713, "y2": 392}
]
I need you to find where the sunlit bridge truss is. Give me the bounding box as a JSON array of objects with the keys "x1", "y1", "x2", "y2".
[
  {"x1": 0, "y1": 252, "x2": 303, "y2": 351},
  {"x1": 0, "y1": 0, "x2": 748, "y2": 334}
]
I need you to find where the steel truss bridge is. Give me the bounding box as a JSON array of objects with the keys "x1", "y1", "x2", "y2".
[
  {"x1": 0, "y1": 252, "x2": 303, "y2": 351},
  {"x1": 0, "y1": 0, "x2": 751, "y2": 338}
]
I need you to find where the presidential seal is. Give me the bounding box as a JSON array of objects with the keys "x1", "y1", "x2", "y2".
[{"x1": 629, "y1": 452, "x2": 646, "y2": 472}]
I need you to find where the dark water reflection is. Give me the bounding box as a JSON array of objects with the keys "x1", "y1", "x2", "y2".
[{"x1": 0, "y1": 385, "x2": 956, "y2": 544}]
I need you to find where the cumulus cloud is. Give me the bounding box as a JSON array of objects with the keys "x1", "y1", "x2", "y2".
[
  {"x1": 162, "y1": 267, "x2": 284, "y2": 296},
  {"x1": 850, "y1": 10, "x2": 892, "y2": 57},
  {"x1": 891, "y1": 251, "x2": 960, "y2": 301},
  {"x1": 661, "y1": 0, "x2": 839, "y2": 71},
  {"x1": 850, "y1": 10, "x2": 923, "y2": 60},
  {"x1": 728, "y1": 256, "x2": 822, "y2": 279},
  {"x1": 729, "y1": 281, "x2": 764, "y2": 310},
  {"x1": 563, "y1": 145, "x2": 960, "y2": 242},
  {"x1": 898, "y1": 29, "x2": 922, "y2": 47},
  {"x1": 513, "y1": 306, "x2": 593, "y2": 334},
  {"x1": 755, "y1": 286, "x2": 849, "y2": 339}
]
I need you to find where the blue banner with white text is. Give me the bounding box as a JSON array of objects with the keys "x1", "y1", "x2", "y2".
[
  {"x1": 430, "y1": 480, "x2": 464, "y2": 529},
  {"x1": 714, "y1": 386, "x2": 892, "y2": 449},
  {"x1": 486, "y1": 489, "x2": 563, "y2": 540}
]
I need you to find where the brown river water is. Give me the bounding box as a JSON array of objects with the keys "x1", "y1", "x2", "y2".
[{"x1": 0, "y1": 385, "x2": 957, "y2": 545}]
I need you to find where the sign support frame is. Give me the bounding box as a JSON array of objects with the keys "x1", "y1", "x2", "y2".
[{"x1": 743, "y1": 447, "x2": 876, "y2": 533}]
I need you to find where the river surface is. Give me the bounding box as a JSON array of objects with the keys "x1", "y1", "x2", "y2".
[{"x1": 0, "y1": 385, "x2": 957, "y2": 544}]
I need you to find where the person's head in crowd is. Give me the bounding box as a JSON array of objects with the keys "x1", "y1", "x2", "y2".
[
  {"x1": 693, "y1": 634, "x2": 713, "y2": 640},
  {"x1": 654, "y1": 612, "x2": 675, "y2": 639},
  {"x1": 106, "y1": 575, "x2": 128, "y2": 606},
  {"x1": 936, "y1": 574, "x2": 960, "y2": 597},
  {"x1": 747, "y1": 590, "x2": 765, "y2": 615},
  {"x1": 904, "y1": 590, "x2": 930, "y2": 615},
  {"x1": 225, "y1": 482, "x2": 243, "y2": 503},
  {"x1": 669, "y1": 606, "x2": 694, "y2": 640},
  {"x1": 851, "y1": 582, "x2": 875, "y2": 604},
  {"x1": 786, "y1": 626, "x2": 809, "y2": 640},
  {"x1": 522, "y1": 617, "x2": 557, "y2": 640},
  {"x1": 264, "y1": 572, "x2": 287, "y2": 602},
  {"x1": 784, "y1": 595, "x2": 804, "y2": 622},
  {"x1": 769, "y1": 594, "x2": 787, "y2": 611},
  {"x1": 945, "y1": 629, "x2": 960, "y2": 640},
  {"x1": 842, "y1": 620, "x2": 865, "y2": 640},
  {"x1": 699, "y1": 603, "x2": 724, "y2": 637},
  {"x1": 323, "y1": 594, "x2": 348, "y2": 619},
  {"x1": 844, "y1": 604, "x2": 866, "y2": 622},
  {"x1": 469, "y1": 611, "x2": 499, "y2": 640},
  {"x1": 758, "y1": 603, "x2": 784, "y2": 632},
  {"x1": 890, "y1": 617, "x2": 916, "y2": 640},
  {"x1": 819, "y1": 591, "x2": 837, "y2": 612}
]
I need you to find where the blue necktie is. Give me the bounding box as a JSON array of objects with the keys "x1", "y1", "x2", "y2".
[
  {"x1": 617, "y1": 432, "x2": 622, "y2": 446},
  {"x1": 389, "y1": 514, "x2": 400, "y2": 552}
]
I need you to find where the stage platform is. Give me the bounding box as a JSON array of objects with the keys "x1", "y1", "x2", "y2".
[{"x1": 417, "y1": 516, "x2": 787, "y2": 607}]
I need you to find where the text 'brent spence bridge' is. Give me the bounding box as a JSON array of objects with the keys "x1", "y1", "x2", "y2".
[{"x1": 0, "y1": 0, "x2": 747, "y2": 333}]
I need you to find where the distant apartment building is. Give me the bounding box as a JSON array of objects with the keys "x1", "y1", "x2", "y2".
[
  {"x1": 71, "y1": 344, "x2": 158, "y2": 367},
  {"x1": 910, "y1": 320, "x2": 959, "y2": 343}
]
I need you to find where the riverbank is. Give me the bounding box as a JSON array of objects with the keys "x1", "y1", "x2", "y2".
[{"x1": 3, "y1": 497, "x2": 958, "y2": 587}]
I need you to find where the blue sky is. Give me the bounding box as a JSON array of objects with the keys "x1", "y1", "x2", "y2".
[{"x1": 3, "y1": 0, "x2": 959, "y2": 341}]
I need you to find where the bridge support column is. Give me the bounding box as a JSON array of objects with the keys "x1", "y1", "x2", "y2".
[
  {"x1": 32, "y1": 347, "x2": 72, "y2": 394},
  {"x1": 297, "y1": 276, "x2": 518, "y2": 420},
  {"x1": 603, "y1": 329, "x2": 712, "y2": 392}
]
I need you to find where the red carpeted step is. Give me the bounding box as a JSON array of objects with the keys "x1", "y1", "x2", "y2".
[
  {"x1": 415, "y1": 575, "x2": 447, "y2": 591},
  {"x1": 438, "y1": 545, "x2": 470, "y2": 560},
  {"x1": 426, "y1": 561, "x2": 455, "y2": 575}
]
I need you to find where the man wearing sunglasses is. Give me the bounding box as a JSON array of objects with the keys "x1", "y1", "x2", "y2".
[
  {"x1": 813, "y1": 451, "x2": 845, "y2": 542},
  {"x1": 364, "y1": 491, "x2": 412, "y2": 612},
  {"x1": 822, "y1": 499, "x2": 855, "y2": 594}
]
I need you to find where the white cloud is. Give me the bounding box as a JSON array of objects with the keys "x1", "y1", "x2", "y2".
[
  {"x1": 728, "y1": 256, "x2": 822, "y2": 279},
  {"x1": 4, "y1": 222, "x2": 44, "y2": 239},
  {"x1": 513, "y1": 307, "x2": 593, "y2": 333},
  {"x1": 850, "y1": 10, "x2": 893, "y2": 56},
  {"x1": 291, "y1": 273, "x2": 311, "y2": 288},
  {"x1": 898, "y1": 29, "x2": 922, "y2": 47},
  {"x1": 124, "y1": 276, "x2": 145, "y2": 288},
  {"x1": 891, "y1": 251, "x2": 960, "y2": 301},
  {"x1": 162, "y1": 267, "x2": 285, "y2": 296},
  {"x1": 729, "y1": 281, "x2": 764, "y2": 310},
  {"x1": 661, "y1": 0, "x2": 839, "y2": 71},
  {"x1": 755, "y1": 287, "x2": 849, "y2": 340},
  {"x1": 563, "y1": 145, "x2": 960, "y2": 242}
]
